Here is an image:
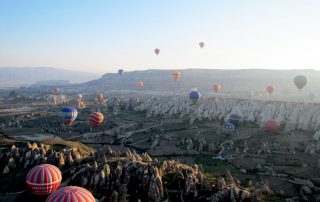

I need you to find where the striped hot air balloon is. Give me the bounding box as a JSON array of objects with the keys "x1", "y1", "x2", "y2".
[
  {"x1": 26, "y1": 164, "x2": 62, "y2": 195},
  {"x1": 189, "y1": 88, "x2": 201, "y2": 104},
  {"x1": 46, "y1": 186, "x2": 95, "y2": 202},
  {"x1": 61, "y1": 107, "x2": 78, "y2": 125},
  {"x1": 294, "y1": 75, "x2": 307, "y2": 90},
  {"x1": 89, "y1": 112, "x2": 104, "y2": 127},
  {"x1": 172, "y1": 71, "x2": 181, "y2": 80}
]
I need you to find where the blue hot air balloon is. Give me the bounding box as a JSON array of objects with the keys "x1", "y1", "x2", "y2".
[
  {"x1": 118, "y1": 69, "x2": 124, "y2": 76},
  {"x1": 222, "y1": 122, "x2": 236, "y2": 135},
  {"x1": 61, "y1": 107, "x2": 78, "y2": 125},
  {"x1": 189, "y1": 88, "x2": 201, "y2": 104},
  {"x1": 227, "y1": 114, "x2": 242, "y2": 127}
]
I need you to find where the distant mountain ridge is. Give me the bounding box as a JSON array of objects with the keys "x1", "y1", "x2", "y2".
[
  {"x1": 0, "y1": 67, "x2": 99, "y2": 88},
  {"x1": 85, "y1": 69, "x2": 320, "y2": 94}
]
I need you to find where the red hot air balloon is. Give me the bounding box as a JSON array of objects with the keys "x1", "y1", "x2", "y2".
[
  {"x1": 52, "y1": 88, "x2": 60, "y2": 94},
  {"x1": 214, "y1": 84, "x2": 221, "y2": 93},
  {"x1": 136, "y1": 81, "x2": 144, "y2": 89},
  {"x1": 265, "y1": 120, "x2": 279, "y2": 134},
  {"x1": 199, "y1": 42, "x2": 205, "y2": 48},
  {"x1": 154, "y1": 48, "x2": 160, "y2": 55},
  {"x1": 26, "y1": 164, "x2": 62, "y2": 195},
  {"x1": 172, "y1": 71, "x2": 181, "y2": 80},
  {"x1": 266, "y1": 85, "x2": 274, "y2": 95},
  {"x1": 89, "y1": 112, "x2": 104, "y2": 127},
  {"x1": 46, "y1": 186, "x2": 95, "y2": 202}
]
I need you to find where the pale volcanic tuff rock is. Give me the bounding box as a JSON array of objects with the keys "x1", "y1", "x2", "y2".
[
  {"x1": 133, "y1": 95, "x2": 320, "y2": 131},
  {"x1": 0, "y1": 142, "x2": 258, "y2": 201}
]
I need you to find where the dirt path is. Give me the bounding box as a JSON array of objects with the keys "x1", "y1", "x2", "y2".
[{"x1": 214, "y1": 135, "x2": 252, "y2": 160}]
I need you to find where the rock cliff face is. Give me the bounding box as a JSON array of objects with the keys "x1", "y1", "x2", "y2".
[{"x1": 133, "y1": 95, "x2": 320, "y2": 132}]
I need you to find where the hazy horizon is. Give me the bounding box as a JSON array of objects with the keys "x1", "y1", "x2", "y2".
[{"x1": 1, "y1": 0, "x2": 320, "y2": 73}]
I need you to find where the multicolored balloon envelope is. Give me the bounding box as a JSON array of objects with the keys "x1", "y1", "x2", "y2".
[
  {"x1": 61, "y1": 107, "x2": 78, "y2": 125},
  {"x1": 46, "y1": 186, "x2": 95, "y2": 202},
  {"x1": 265, "y1": 120, "x2": 279, "y2": 134},
  {"x1": 89, "y1": 112, "x2": 104, "y2": 127},
  {"x1": 189, "y1": 88, "x2": 201, "y2": 104},
  {"x1": 26, "y1": 164, "x2": 62, "y2": 195}
]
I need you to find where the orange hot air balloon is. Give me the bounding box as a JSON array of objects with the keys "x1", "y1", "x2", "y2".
[
  {"x1": 136, "y1": 81, "x2": 144, "y2": 88},
  {"x1": 266, "y1": 85, "x2": 274, "y2": 95},
  {"x1": 265, "y1": 120, "x2": 279, "y2": 134},
  {"x1": 199, "y1": 42, "x2": 205, "y2": 48},
  {"x1": 89, "y1": 112, "x2": 104, "y2": 127},
  {"x1": 172, "y1": 71, "x2": 181, "y2": 80},
  {"x1": 154, "y1": 48, "x2": 160, "y2": 55},
  {"x1": 213, "y1": 84, "x2": 221, "y2": 93}
]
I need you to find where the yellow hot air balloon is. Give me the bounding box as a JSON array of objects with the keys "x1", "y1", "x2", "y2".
[{"x1": 213, "y1": 84, "x2": 221, "y2": 93}]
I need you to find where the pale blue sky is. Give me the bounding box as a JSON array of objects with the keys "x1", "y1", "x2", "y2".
[{"x1": 1, "y1": 0, "x2": 320, "y2": 73}]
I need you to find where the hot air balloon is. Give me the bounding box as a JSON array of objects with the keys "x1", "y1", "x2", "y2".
[
  {"x1": 265, "y1": 120, "x2": 279, "y2": 134},
  {"x1": 294, "y1": 75, "x2": 307, "y2": 90},
  {"x1": 189, "y1": 88, "x2": 201, "y2": 104},
  {"x1": 52, "y1": 88, "x2": 60, "y2": 94},
  {"x1": 61, "y1": 107, "x2": 78, "y2": 125},
  {"x1": 266, "y1": 86, "x2": 274, "y2": 95},
  {"x1": 89, "y1": 112, "x2": 104, "y2": 127},
  {"x1": 26, "y1": 164, "x2": 62, "y2": 195},
  {"x1": 46, "y1": 186, "x2": 95, "y2": 202},
  {"x1": 96, "y1": 93, "x2": 103, "y2": 100},
  {"x1": 154, "y1": 48, "x2": 160, "y2": 55},
  {"x1": 136, "y1": 81, "x2": 144, "y2": 89},
  {"x1": 222, "y1": 122, "x2": 236, "y2": 134},
  {"x1": 199, "y1": 42, "x2": 205, "y2": 48},
  {"x1": 172, "y1": 71, "x2": 181, "y2": 80},
  {"x1": 96, "y1": 93, "x2": 105, "y2": 105},
  {"x1": 228, "y1": 114, "x2": 242, "y2": 127},
  {"x1": 214, "y1": 84, "x2": 221, "y2": 93},
  {"x1": 118, "y1": 69, "x2": 124, "y2": 76}
]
